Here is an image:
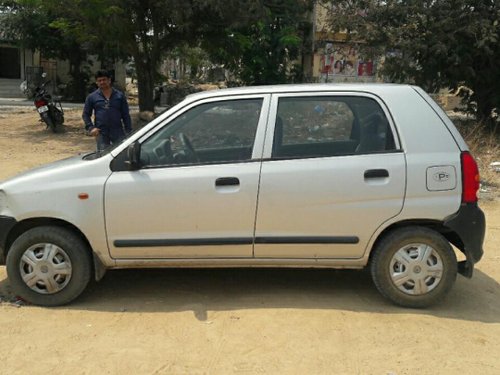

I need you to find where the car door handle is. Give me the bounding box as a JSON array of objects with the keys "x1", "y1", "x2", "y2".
[
  {"x1": 215, "y1": 177, "x2": 240, "y2": 186},
  {"x1": 364, "y1": 169, "x2": 389, "y2": 179}
]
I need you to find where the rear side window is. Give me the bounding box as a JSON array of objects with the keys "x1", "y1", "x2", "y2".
[{"x1": 273, "y1": 96, "x2": 396, "y2": 158}]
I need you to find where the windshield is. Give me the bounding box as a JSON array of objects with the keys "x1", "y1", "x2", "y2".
[{"x1": 82, "y1": 127, "x2": 142, "y2": 160}]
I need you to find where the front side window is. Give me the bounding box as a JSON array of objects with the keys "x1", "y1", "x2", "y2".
[
  {"x1": 140, "y1": 98, "x2": 263, "y2": 166},
  {"x1": 273, "y1": 96, "x2": 395, "y2": 158}
]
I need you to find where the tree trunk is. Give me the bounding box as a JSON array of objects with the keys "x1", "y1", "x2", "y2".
[
  {"x1": 67, "y1": 46, "x2": 89, "y2": 102},
  {"x1": 135, "y1": 53, "x2": 155, "y2": 112}
]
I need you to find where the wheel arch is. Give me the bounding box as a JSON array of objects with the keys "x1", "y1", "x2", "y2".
[
  {"x1": 368, "y1": 219, "x2": 468, "y2": 276},
  {"x1": 4, "y1": 217, "x2": 105, "y2": 281}
]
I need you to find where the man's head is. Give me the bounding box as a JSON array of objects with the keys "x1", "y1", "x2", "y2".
[{"x1": 95, "y1": 70, "x2": 112, "y2": 90}]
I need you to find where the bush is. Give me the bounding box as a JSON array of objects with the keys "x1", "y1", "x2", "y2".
[{"x1": 453, "y1": 117, "x2": 499, "y2": 197}]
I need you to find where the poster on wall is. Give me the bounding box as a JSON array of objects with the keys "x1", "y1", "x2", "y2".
[{"x1": 318, "y1": 42, "x2": 376, "y2": 82}]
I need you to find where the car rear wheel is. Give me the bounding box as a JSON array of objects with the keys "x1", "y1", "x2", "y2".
[
  {"x1": 370, "y1": 226, "x2": 457, "y2": 308},
  {"x1": 6, "y1": 226, "x2": 92, "y2": 306}
]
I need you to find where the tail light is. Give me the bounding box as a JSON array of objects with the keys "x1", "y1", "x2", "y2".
[
  {"x1": 461, "y1": 151, "x2": 480, "y2": 203},
  {"x1": 34, "y1": 99, "x2": 47, "y2": 108}
]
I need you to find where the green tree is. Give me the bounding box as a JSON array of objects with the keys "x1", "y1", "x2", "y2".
[
  {"x1": 2, "y1": 0, "x2": 311, "y2": 110},
  {"x1": 325, "y1": 0, "x2": 500, "y2": 126},
  {"x1": 82, "y1": 0, "x2": 263, "y2": 111},
  {"x1": 1, "y1": 0, "x2": 94, "y2": 100},
  {"x1": 204, "y1": 0, "x2": 313, "y2": 85},
  {"x1": 1, "y1": 0, "x2": 261, "y2": 109}
]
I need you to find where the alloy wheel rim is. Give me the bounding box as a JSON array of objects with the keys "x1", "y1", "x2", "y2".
[
  {"x1": 389, "y1": 243, "x2": 444, "y2": 296},
  {"x1": 19, "y1": 243, "x2": 72, "y2": 294}
]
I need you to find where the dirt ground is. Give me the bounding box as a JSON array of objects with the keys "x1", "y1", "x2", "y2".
[{"x1": 0, "y1": 108, "x2": 499, "y2": 374}]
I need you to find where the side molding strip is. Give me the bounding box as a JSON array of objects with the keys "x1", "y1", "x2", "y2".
[
  {"x1": 114, "y1": 238, "x2": 253, "y2": 247},
  {"x1": 114, "y1": 236, "x2": 359, "y2": 248},
  {"x1": 255, "y1": 236, "x2": 359, "y2": 244}
]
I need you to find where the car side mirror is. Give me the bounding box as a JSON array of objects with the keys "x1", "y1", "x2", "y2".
[{"x1": 126, "y1": 141, "x2": 142, "y2": 171}]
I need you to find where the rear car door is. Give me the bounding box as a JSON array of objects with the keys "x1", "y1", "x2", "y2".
[
  {"x1": 254, "y1": 92, "x2": 406, "y2": 258},
  {"x1": 105, "y1": 95, "x2": 270, "y2": 259}
]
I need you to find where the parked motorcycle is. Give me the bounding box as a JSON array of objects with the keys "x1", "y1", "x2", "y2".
[{"x1": 32, "y1": 74, "x2": 65, "y2": 133}]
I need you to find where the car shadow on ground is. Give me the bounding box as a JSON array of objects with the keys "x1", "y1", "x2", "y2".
[{"x1": 2, "y1": 267, "x2": 498, "y2": 323}]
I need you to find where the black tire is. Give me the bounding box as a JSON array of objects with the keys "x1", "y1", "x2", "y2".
[
  {"x1": 370, "y1": 226, "x2": 457, "y2": 308},
  {"x1": 52, "y1": 108, "x2": 65, "y2": 133},
  {"x1": 44, "y1": 108, "x2": 64, "y2": 133},
  {"x1": 6, "y1": 226, "x2": 92, "y2": 306},
  {"x1": 48, "y1": 116, "x2": 60, "y2": 133},
  {"x1": 41, "y1": 115, "x2": 58, "y2": 133},
  {"x1": 53, "y1": 122, "x2": 65, "y2": 133}
]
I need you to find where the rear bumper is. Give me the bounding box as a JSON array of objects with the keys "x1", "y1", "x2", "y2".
[
  {"x1": 0, "y1": 215, "x2": 17, "y2": 265},
  {"x1": 444, "y1": 203, "x2": 486, "y2": 277}
]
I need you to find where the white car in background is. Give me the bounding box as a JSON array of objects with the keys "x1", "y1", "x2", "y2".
[{"x1": 0, "y1": 84, "x2": 485, "y2": 307}]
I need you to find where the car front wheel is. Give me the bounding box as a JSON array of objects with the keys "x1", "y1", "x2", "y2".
[
  {"x1": 6, "y1": 226, "x2": 92, "y2": 306},
  {"x1": 370, "y1": 226, "x2": 457, "y2": 308}
]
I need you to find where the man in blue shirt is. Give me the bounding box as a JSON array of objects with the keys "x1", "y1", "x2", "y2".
[{"x1": 82, "y1": 70, "x2": 132, "y2": 151}]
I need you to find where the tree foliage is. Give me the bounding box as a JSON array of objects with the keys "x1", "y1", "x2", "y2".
[
  {"x1": 1, "y1": 0, "x2": 245, "y2": 109},
  {"x1": 1, "y1": 0, "x2": 312, "y2": 110},
  {"x1": 325, "y1": 0, "x2": 500, "y2": 126},
  {"x1": 108, "y1": 0, "x2": 268, "y2": 110},
  {"x1": 205, "y1": 0, "x2": 312, "y2": 85},
  {"x1": 0, "y1": 0, "x2": 95, "y2": 100}
]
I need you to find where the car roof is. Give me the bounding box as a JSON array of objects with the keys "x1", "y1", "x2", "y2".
[{"x1": 186, "y1": 83, "x2": 413, "y2": 100}]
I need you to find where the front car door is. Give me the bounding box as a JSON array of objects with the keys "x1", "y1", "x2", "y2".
[
  {"x1": 254, "y1": 92, "x2": 406, "y2": 258},
  {"x1": 105, "y1": 95, "x2": 270, "y2": 259}
]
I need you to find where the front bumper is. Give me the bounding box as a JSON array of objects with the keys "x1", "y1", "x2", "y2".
[
  {"x1": 444, "y1": 203, "x2": 486, "y2": 277},
  {"x1": 0, "y1": 215, "x2": 17, "y2": 265}
]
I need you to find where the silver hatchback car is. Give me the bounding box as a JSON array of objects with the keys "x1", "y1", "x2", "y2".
[{"x1": 0, "y1": 84, "x2": 485, "y2": 307}]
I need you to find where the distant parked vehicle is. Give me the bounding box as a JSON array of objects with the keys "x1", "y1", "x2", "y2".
[{"x1": 31, "y1": 73, "x2": 64, "y2": 133}]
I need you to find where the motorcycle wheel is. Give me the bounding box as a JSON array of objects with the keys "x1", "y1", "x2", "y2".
[
  {"x1": 46, "y1": 108, "x2": 64, "y2": 133},
  {"x1": 52, "y1": 108, "x2": 65, "y2": 133},
  {"x1": 43, "y1": 116, "x2": 58, "y2": 133}
]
